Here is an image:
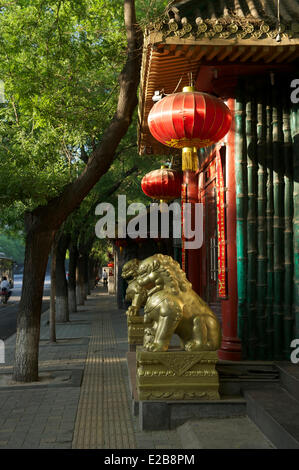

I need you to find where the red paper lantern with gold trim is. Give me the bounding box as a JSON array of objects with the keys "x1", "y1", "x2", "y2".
[
  {"x1": 115, "y1": 239, "x2": 127, "y2": 254},
  {"x1": 115, "y1": 239, "x2": 127, "y2": 248},
  {"x1": 141, "y1": 167, "x2": 182, "y2": 201},
  {"x1": 148, "y1": 91, "x2": 232, "y2": 149}
]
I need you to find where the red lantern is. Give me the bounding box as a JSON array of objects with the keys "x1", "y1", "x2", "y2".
[
  {"x1": 141, "y1": 167, "x2": 182, "y2": 201},
  {"x1": 115, "y1": 239, "x2": 127, "y2": 248},
  {"x1": 107, "y1": 262, "x2": 114, "y2": 268},
  {"x1": 115, "y1": 239, "x2": 127, "y2": 254},
  {"x1": 148, "y1": 90, "x2": 232, "y2": 149}
]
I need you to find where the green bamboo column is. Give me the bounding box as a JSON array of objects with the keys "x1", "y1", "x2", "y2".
[
  {"x1": 290, "y1": 104, "x2": 299, "y2": 341},
  {"x1": 282, "y1": 90, "x2": 294, "y2": 359},
  {"x1": 272, "y1": 82, "x2": 285, "y2": 360},
  {"x1": 256, "y1": 85, "x2": 268, "y2": 359},
  {"x1": 235, "y1": 81, "x2": 248, "y2": 358},
  {"x1": 265, "y1": 85, "x2": 274, "y2": 359},
  {"x1": 246, "y1": 83, "x2": 258, "y2": 359}
]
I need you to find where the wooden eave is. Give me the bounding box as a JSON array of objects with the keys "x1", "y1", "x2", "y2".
[{"x1": 138, "y1": 20, "x2": 299, "y2": 156}]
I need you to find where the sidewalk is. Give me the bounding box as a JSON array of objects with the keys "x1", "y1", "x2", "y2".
[{"x1": 0, "y1": 288, "x2": 181, "y2": 449}]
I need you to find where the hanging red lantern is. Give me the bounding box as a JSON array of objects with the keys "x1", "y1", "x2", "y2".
[
  {"x1": 115, "y1": 239, "x2": 127, "y2": 254},
  {"x1": 133, "y1": 236, "x2": 147, "y2": 243},
  {"x1": 115, "y1": 239, "x2": 127, "y2": 248},
  {"x1": 148, "y1": 89, "x2": 232, "y2": 150},
  {"x1": 107, "y1": 262, "x2": 114, "y2": 268},
  {"x1": 141, "y1": 166, "x2": 182, "y2": 201}
]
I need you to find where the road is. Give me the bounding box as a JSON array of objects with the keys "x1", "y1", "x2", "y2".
[{"x1": 0, "y1": 274, "x2": 51, "y2": 340}]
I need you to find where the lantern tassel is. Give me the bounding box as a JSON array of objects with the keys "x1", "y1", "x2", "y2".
[{"x1": 182, "y1": 147, "x2": 198, "y2": 171}]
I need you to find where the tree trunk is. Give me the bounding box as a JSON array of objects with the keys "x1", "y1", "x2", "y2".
[
  {"x1": 116, "y1": 246, "x2": 126, "y2": 309},
  {"x1": 13, "y1": 0, "x2": 142, "y2": 382},
  {"x1": 84, "y1": 253, "x2": 90, "y2": 297},
  {"x1": 13, "y1": 224, "x2": 54, "y2": 382},
  {"x1": 50, "y1": 235, "x2": 59, "y2": 343},
  {"x1": 56, "y1": 233, "x2": 70, "y2": 322},
  {"x1": 68, "y1": 239, "x2": 78, "y2": 313},
  {"x1": 76, "y1": 253, "x2": 85, "y2": 305},
  {"x1": 77, "y1": 236, "x2": 94, "y2": 300},
  {"x1": 89, "y1": 258, "x2": 96, "y2": 291}
]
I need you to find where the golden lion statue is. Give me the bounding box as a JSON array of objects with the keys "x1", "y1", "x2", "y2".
[
  {"x1": 137, "y1": 254, "x2": 221, "y2": 352},
  {"x1": 121, "y1": 259, "x2": 147, "y2": 317}
]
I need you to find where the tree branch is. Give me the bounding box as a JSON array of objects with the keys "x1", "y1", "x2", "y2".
[
  {"x1": 80, "y1": 146, "x2": 89, "y2": 164},
  {"x1": 30, "y1": 0, "x2": 143, "y2": 233},
  {"x1": 114, "y1": 143, "x2": 137, "y2": 160},
  {"x1": 105, "y1": 165, "x2": 138, "y2": 198}
]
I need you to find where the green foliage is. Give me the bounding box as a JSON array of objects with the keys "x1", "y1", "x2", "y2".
[
  {"x1": 0, "y1": 0, "x2": 126, "y2": 208},
  {"x1": 0, "y1": 233, "x2": 25, "y2": 265},
  {"x1": 0, "y1": 202, "x2": 27, "y2": 233},
  {"x1": 90, "y1": 238, "x2": 111, "y2": 266},
  {"x1": 61, "y1": 133, "x2": 166, "y2": 261},
  {"x1": 0, "y1": 0, "x2": 169, "y2": 251},
  {"x1": 136, "y1": 0, "x2": 169, "y2": 28}
]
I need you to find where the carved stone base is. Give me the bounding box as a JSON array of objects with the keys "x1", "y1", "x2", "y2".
[
  {"x1": 136, "y1": 348, "x2": 220, "y2": 401},
  {"x1": 127, "y1": 316, "x2": 152, "y2": 347}
]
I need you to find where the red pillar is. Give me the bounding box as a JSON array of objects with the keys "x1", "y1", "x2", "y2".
[
  {"x1": 184, "y1": 170, "x2": 201, "y2": 295},
  {"x1": 218, "y1": 98, "x2": 242, "y2": 361}
]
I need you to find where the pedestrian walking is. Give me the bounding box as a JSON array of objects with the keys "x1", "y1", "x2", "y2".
[{"x1": 102, "y1": 269, "x2": 108, "y2": 287}]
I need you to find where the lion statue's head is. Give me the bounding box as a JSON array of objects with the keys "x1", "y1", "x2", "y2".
[
  {"x1": 137, "y1": 254, "x2": 191, "y2": 295},
  {"x1": 121, "y1": 258, "x2": 140, "y2": 280}
]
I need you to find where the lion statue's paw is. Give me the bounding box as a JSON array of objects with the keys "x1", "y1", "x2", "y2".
[
  {"x1": 185, "y1": 340, "x2": 203, "y2": 351},
  {"x1": 126, "y1": 306, "x2": 138, "y2": 317},
  {"x1": 144, "y1": 341, "x2": 168, "y2": 352}
]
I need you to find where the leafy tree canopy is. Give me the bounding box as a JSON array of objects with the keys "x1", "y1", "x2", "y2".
[
  {"x1": 0, "y1": 0, "x2": 168, "y2": 237},
  {"x1": 0, "y1": 0, "x2": 129, "y2": 207},
  {"x1": 0, "y1": 233, "x2": 25, "y2": 265}
]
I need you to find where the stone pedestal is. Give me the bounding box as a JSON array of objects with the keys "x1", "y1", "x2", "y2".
[
  {"x1": 136, "y1": 348, "x2": 220, "y2": 401},
  {"x1": 127, "y1": 316, "x2": 152, "y2": 349}
]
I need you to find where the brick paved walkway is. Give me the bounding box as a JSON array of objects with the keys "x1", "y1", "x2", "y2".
[
  {"x1": 0, "y1": 288, "x2": 181, "y2": 449},
  {"x1": 72, "y1": 291, "x2": 181, "y2": 449},
  {"x1": 72, "y1": 296, "x2": 136, "y2": 448}
]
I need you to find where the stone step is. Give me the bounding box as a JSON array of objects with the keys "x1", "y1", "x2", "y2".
[
  {"x1": 218, "y1": 361, "x2": 279, "y2": 396},
  {"x1": 177, "y1": 416, "x2": 275, "y2": 449},
  {"x1": 139, "y1": 397, "x2": 247, "y2": 431},
  {"x1": 244, "y1": 385, "x2": 299, "y2": 449},
  {"x1": 275, "y1": 362, "x2": 299, "y2": 402}
]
